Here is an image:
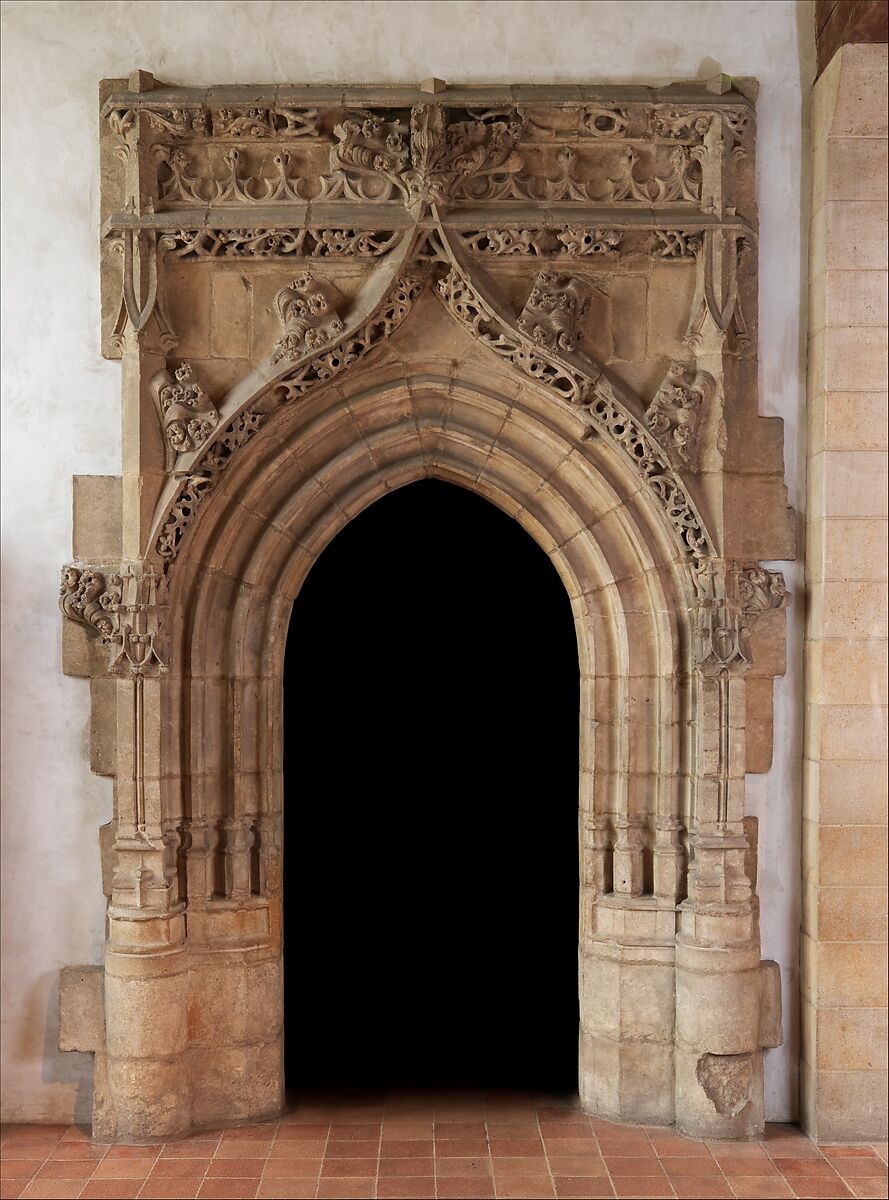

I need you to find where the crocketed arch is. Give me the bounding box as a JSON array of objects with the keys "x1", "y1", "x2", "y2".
[{"x1": 162, "y1": 359, "x2": 695, "y2": 910}]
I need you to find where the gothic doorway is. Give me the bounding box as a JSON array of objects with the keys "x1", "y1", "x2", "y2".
[
  {"x1": 283, "y1": 480, "x2": 580, "y2": 1092},
  {"x1": 58, "y1": 78, "x2": 792, "y2": 1144}
]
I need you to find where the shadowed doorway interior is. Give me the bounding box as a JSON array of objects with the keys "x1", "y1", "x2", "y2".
[{"x1": 283, "y1": 479, "x2": 580, "y2": 1093}]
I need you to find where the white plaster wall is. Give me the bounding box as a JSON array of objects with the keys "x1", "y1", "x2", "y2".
[{"x1": 0, "y1": 0, "x2": 811, "y2": 1123}]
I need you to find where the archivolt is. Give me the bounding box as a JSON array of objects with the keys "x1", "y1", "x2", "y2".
[{"x1": 163, "y1": 364, "x2": 694, "y2": 912}]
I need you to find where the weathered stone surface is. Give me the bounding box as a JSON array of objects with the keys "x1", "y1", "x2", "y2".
[
  {"x1": 55, "y1": 76, "x2": 798, "y2": 1143},
  {"x1": 59, "y1": 966, "x2": 104, "y2": 1053}
]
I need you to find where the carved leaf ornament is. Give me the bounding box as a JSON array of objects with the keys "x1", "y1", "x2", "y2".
[{"x1": 91, "y1": 88, "x2": 785, "y2": 674}]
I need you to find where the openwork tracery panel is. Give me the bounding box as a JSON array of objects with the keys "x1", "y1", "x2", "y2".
[{"x1": 58, "y1": 74, "x2": 793, "y2": 1143}]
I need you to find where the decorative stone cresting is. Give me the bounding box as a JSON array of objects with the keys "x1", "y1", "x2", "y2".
[{"x1": 58, "y1": 75, "x2": 796, "y2": 1144}]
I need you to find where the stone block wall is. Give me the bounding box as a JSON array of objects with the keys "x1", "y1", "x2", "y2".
[{"x1": 803, "y1": 41, "x2": 888, "y2": 1142}]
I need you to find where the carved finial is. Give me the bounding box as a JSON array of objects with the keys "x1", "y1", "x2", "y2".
[{"x1": 420, "y1": 78, "x2": 447, "y2": 94}]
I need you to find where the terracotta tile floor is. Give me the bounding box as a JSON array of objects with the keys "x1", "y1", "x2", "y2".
[{"x1": 2, "y1": 1092, "x2": 887, "y2": 1200}]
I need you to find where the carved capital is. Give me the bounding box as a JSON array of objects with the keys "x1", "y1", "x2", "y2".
[
  {"x1": 693, "y1": 561, "x2": 787, "y2": 676},
  {"x1": 60, "y1": 562, "x2": 168, "y2": 675}
]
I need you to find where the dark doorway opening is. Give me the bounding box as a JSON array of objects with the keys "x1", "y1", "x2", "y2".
[{"x1": 283, "y1": 479, "x2": 579, "y2": 1092}]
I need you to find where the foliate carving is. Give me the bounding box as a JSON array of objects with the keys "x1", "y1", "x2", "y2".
[
  {"x1": 493, "y1": 144, "x2": 701, "y2": 204},
  {"x1": 271, "y1": 273, "x2": 345, "y2": 364},
  {"x1": 60, "y1": 564, "x2": 168, "y2": 674},
  {"x1": 274, "y1": 273, "x2": 427, "y2": 404},
  {"x1": 106, "y1": 103, "x2": 319, "y2": 140},
  {"x1": 462, "y1": 228, "x2": 550, "y2": 256},
  {"x1": 517, "y1": 271, "x2": 591, "y2": 354},
  {"x1": 155, "y1": 415, "x2": 267, "y2": 561},
  {"x1": 113, "y1": 106, "x2": 207, "y2": 139},
  {"x1": 151, "y1": 362, "x2": 218, "y2": 455},
  {"x1": 653, "y1": 106, "x2": 749, "y2": 145},
  {"x1": 433, "y1": 108, "x2": 525, "y2": 204},
  {"x1": 156, "y1": 475, "x2": 213, "y2": 562},
  {"x1": 316, "y1": 104, "x2": 526, "y2": 209},
  {"x1": 437, "y1": 268, "x2": 591, "y2": 406},
  {"x1": 558, "y1": 227, "x2": 622, "y2": 256},
  {"x1": 645, "y1": 362, "x2": 715, "y2": 471},
  {"x1": 584, "y1": 392, "x2": 713, "y2": 559},
  {"x1": 317, "y1": 111, "x2": 410, "y2": 201},
  {"x1": 653, "y1": 229, "x2": 702, "y2": 259},
  {"x1": 736, "y1": 567, "x2": 787, "y2": 624},
  {"x1": 209, "y1": 106, "x2": 319, "y2": 138},
  {"x1": 154, "y1": 273, "x2": 427, "y2": 563},
  {"x1": 202, "y1": 412, "x2": 266, "y2": 472},
  {"x1": 160, "y1": 227, "x2": 400, "y2": 260},
  {"x1": 434, "y1": 259, "x2": 710, "y2": 561},
  {"x1": 461, "y1": 227, "x2": 621, "y2": 258},
  {"x1": 696, "y1": 1053, "x2": 754, "y2": 1117},
  {"x1": 694, "y1": 562, "x2": 787, "y2": 675}
]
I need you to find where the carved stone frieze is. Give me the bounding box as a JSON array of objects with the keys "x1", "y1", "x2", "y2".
[
  {"x1": 159, "y1": 227, "x2": 401, "y2": 260},
  {"x1": 60, "y1": 563, "x2": 168, "y2": 674},
  {"x1": 317, "y1": 110, "x2": 410, "y2": 201},
  {"x1": 105, "y1": 102, "x2": 320, "y2": 140},
  {"x1": 645, "y1": 361, "x2": 716, "y2": 471},
  {"x1": 653, "y1": 229, "x2": 703, "y2": 259},
  {"x1": 460, "y1": 227, "x2": 622, "y2": 258},
  {"x1": 271, "y1": 273, "x2": 345, "y2": 364},
  {"x1": 151, "y1": 361, "x2": 218, "y2": 457},
  {"x1": 653, "y1": 105, "x2": 749, "y2": 147},
  {"x1": 156, "y1": 145, "x2": 310, "y2": 205}
]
